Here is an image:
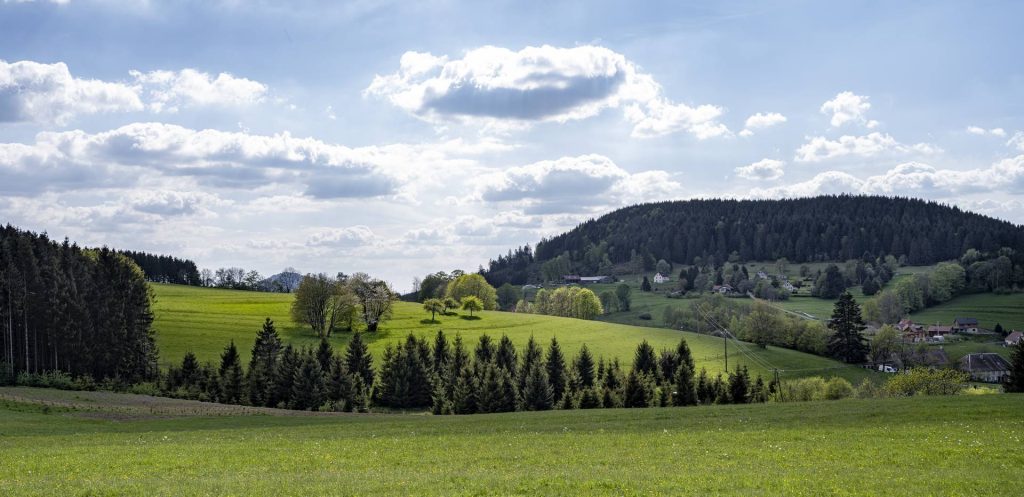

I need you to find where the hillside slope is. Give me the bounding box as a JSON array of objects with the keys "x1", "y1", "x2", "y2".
[
  {"x1": 150, "y1": 284, "x2": 874, "y2": 383},
  {"x1": 483, "y1": 195, "x2": 1024, "y2": 286}
]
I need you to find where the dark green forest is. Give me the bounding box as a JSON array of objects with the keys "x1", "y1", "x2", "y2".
[
  {"x1": 118, "y1": 250, "x2": 201, "y2": 286},
  {"x1": 483, "y1": 195, "x2": 1024, "y2": 286},
  {"x1": 0, "y1": 225, "x2": 157, "y2": 381}
]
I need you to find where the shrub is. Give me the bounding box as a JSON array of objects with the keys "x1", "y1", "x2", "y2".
[
  {"x1": 0, "y1": 362, "x2": 14, "y2": 386},
  {"x1": 128, "y1": 382, "x2": 162, "y2": 396},
  {"x1": 773, "y1": 376, "x2": 856, "y2": 402},
  {"x1": 824, "y1": 377, "x2": 854, "y2": 400},
  {"x1": 855, "y1": 378, "x2": 882, "y2": 399},
  {"x1": 884, "y1": 368, "x2": 968, "y2": 397},
  {"x1": 638, "y1": 313, "x2": 652, "y2": 320}
]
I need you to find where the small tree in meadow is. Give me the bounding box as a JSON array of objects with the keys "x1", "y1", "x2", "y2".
[
  {"x1": 461, "y1": 296, "x2": 484, "y2": 317},
  {"x1": 423, "y1": 298, "x2": 444, "y2": 321}
]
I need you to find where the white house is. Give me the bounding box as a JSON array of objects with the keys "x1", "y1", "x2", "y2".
[{"x1": 653, "y1": 273, "x2": 670, "y2": 284}]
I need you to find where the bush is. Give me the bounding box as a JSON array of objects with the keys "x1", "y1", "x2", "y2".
[
  {"x1": 884, "y1": 368, "x2": 968, "y2": 397},
  {"x1": 638, "y1": 313, "x2": 652, "y2": 320},
  {"x1": 15, "y1": 370, "x2": 76, "y2": 390},
  {"x1": 855, "y1": 378, "x2": 881, "y2": 399},
  {"x1": 128, "y1": 382, "x2": 162, "y2": 396},
  {"x1": 824, "y1": 377, "x2": 854, "y2": 400},
  {"x1": 0, "y1": 362, "x2": 14, "y2": 386}
]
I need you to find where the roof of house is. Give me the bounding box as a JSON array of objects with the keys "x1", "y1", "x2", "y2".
[
  {"x1": 953, "y1": 317, "x2": 979, "y2": 326},
  {"x1": 580, "y1": 276, "x2": 610, "y2": 282},
  {"x1": 1006, "y1": 331, "x2": 1023, "y2": 344},
  {"x1": 927, "y1": 325, "x2": 953, "y2": 333},
  {"x1": 959, "y1": 353, "x2": 1012, "y2": 372}
]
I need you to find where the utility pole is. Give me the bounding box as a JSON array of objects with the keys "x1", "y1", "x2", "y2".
[{"x1": 723, "y1": 331, "x2": 728, "y2": 373}]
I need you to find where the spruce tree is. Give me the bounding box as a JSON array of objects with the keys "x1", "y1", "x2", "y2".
[
  {"x1": 658, "y1": 349, "x2": 680, "y2": 384},
  {"x1": 474, "y1": 334, "x2": 495, "y2": 366},
  {"x1": 521, "y1": 362, "x2": 553, "y2": 411},
  {"x1": 326, "y1": 355, "x2": 353, "y2": 411},
  {"x1": 672, "y1": 360, "x2": 697, "y2": 406},
  {"x1": 633, "y1": 340, "x2": 659, "y2": 378},
  {"x1": 1005, "y1": 339, "x2": 1024, "y2": 393},
  {"x1": 316, "y1": 338, "x2": 334, "y2": 374},
  {"x1": 432, "y1": 330, "x2": 450, "y2": 376},
  {"x1": 622, "y1": 370, "x2": 650, "y2": 408},
  {"x1": 345, "y1": 332, "x2": 374, "y2": 388},
  {"x1": 180, "y1": 351, "x2": 200, "y2": 389},
  {"x1": 519, "y1": 335, "x2": 544, "y2": 395},
  {"x1": 676, "y1": 338, "x2": 695, "y2": 378},
  {"x1": 546, "y1": 337, "x2": 567, "y2": 403},
  {"x1": 452, "y1": 364, "x2": 479, "y2": 414},
  {"x1": 495, "y1": 334, "x2": 518, "y2": 378},
  {"x1": 826, "y1": 292, "x2": 869, "y2": 363},
  {"x1": 247, "y1": 318, "x2": 282, "y2": 407},
  {"x1": 291, "y1": 351, "x2": 325, "y2": 411},
  {"x1": 574, "y1": 344, "x2": 595, "y2": 389},
  {"x1": 274, "y1": 345, "x2": 299, "y2": 408},
  {"x1": 727, "y1": 366, "x2": 750, "y2": 404},
  {"x1": 695, "y1": 368, "x2": 713, "y2": 404},
  {"x1": 218, "y1": 340, "x2": 244, "y2": 404},
  {"x1": 578, "y1": 387, "x2": 601, "y2": 409}
]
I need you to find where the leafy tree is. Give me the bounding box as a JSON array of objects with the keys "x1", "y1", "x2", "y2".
[
  {"x1": 443, "y1": 297, "x2": 459, "y2": 314},
  {"x1": 446, "y1": 273, "x2": 498, "y2": 310},
  {"x1": 598, "y1": 291, "x2": 616, "y2": 314},
  {"x1": 615, "y1": 283, "x2": 632, "y2": 311},
  {"x1": 496, "y1": 283, "x2": 522, "y2": 311},
  {"x1": 422, "y1": 298, "x2": 444, "y2": 321},
  {"x1": 1005, "y1": 339, "x2": 1024, "y2": 393},
  {"x1": 291, "y1": 274, "x2": 354, "y2": 337},
  {"x1": 344, "y1": 332, "x2": 374, "y2": 388},
  {"x1": 461, "y1": 295, "x2": 484, "y2": 317},
  {"x1": 546, "y1": 337, "x2": 567, "y2": 403},
  {"x1": 640, "y1": 276, "x2": 652, "y2": 292},
  {"x1": 348, "y1": 273, "x2": 396, "y2": 332},
  {"x1": 870, "y1": 325, "x2": 901, "y2": 363},
  {"x1": 656, "y1": 259, "x2": 672, "y2": 277},
  {"x1": 827, "y1": 292, "x2": 869, "y2": 363},
  {"x1": 218, "y1": 340, "x2": 244, "y2": 404},
  {"x1": 861, "y1": 278, "x2": 880, "y2": 296},
  {"x1": 744, "y1": 300, "x2": 780, "y2": 349}
]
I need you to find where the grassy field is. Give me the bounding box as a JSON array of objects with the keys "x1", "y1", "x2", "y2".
[
  {"x1": 151, "y1": 284, "x2": 876, "y2": 383},
  {"x1": 911, "y1": 292, "x2": 1024, "y2": 332},
  {"x1": 1, "y1": 387, "x2": 1021, "y2": 496}
]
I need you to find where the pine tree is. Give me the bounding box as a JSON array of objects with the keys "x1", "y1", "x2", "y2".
[
  {"x1": 622, "y1": 370, "x2": 650, "y2": 408},
  {"x1": 495, "y1": 334, "x2": 518, "y2": 378},
  {"x1": 676, "y1": 338, "x2": 695, "y2": 377},
  {"x1": 696, "y1": 368, "x2": 713, "y2": 404},
  {"x1": 521, "y1": 362, "x2": 553, "y2": 411},
  {"x1": 827, "y1": 292, "x2": 869, "y2": 363},
  {"x1": 641, "y1": 276, "x2": 652, "y2": 292},
  {"x1": 1005, "y1": 339, "x2": 1024, "y2": 393},
  {"x1": 218, "y1": 340, "x2": 244, "y2": 404},
  {"x1": 247, "y1": 318, "x2": 282, "y2": 407},
  {"x1": 431, "y1": 330, "x2": 450, "y2": 375},
  {"x1": 632, "y1": 340, "x2": 659, "y2": 378},
  {"x1": 574, "y1": 344, "x2": 595, "y2": 389},
  {"x1": 326, "y1": 355, "x2": 354, "y2": 411},
  {"x1": 519, "y1": 335, "x2": 544, "y2": 396},
  {"x1": 179, "y1": 351, "x2": 200, "y2": 389},
  {"x1": 274, "y1": 345, "x2": 299, "y2": 408},
  {"x1": 290, "y1": 351, "x2": 325, "y2": 411},
  {"x1": 474, "y1": 334, "x2": 495, "y2": 367},
  {"x1": 452, "y1": 364, "x2": 479, "y2": 414},
  {"x1": 578, "y1": 387, "x2": 601, "y2": 409},
  {"x1": 727, "y1": 366, "x2": 751, "y2": 404},
  {"x1": 658, "y1": 349, "x2": 680, "y2": 384},
  {"x1": 345, "y1": 332, "x2": 374, "y2": 388},
  {"x1": 316, "y1": 338, "x2": 334, "y2": 373},
  {"x1": 672, "y1": 359, "x2": 697, "y2": 406},
  {"x1": 546, "y1": 337, "x2": 567, "y2": 403}
]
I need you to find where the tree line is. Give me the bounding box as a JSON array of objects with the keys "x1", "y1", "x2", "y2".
[
  {"x1": 482, "y1": 195, "x2": 1024, "y2": 286},
  {"x1": 0, "y1": 225, "x2": 157, "y2": 383},
  {"x1": 118, "y1": 250, "x2": 202, "y2": 286},
  {"x1": 157, "y1": 320, "x2": 775, "y2": 413}
]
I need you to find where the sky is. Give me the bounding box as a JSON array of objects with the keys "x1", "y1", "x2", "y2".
[{"x1": 2, "y1": 0, "x2": 1023, "y2": 292}]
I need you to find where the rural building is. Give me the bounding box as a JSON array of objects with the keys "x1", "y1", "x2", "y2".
[
  {"x1": 1006, "y1": 331, "x2": 1023, "y2": 347},
  {"x1": 959, "y1": 353, "x2": 1012, "y2": 383},
  {"x1": 562, "y1": 275, "x2": 581, "y2": 284},
  {"x1": 580, "y1": 276, "x2": 614, "y2": 284},
  {"x1": 908, "y1": 348, "x2": 950, "y2": 368},
  {"x1": 898, "y1": 319, "x2": 927, "y2": 342},
  {"x1": 653, "y1": 273, "x2": 670, "y2": 284},
  {"x1": 781, "y1": 281, "x2": 796, "y2": 292},
  {"x1": 952, "y1": 317, "x2": 980, "y2": 334},
  {"x1": 756, "y1": 271, "x2": 768, "y2": 280},
  {"x1": 926, "y1": 324, "x2": 954, "y2": 337},
  {"x1": 712, "y1": 284, "x2": 735, "y2": 295}
]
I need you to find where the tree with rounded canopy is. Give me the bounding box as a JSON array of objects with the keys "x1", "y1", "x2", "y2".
[
  {"x1": 656, "y1": 259, "x2": 671, "y2": 276},
  {"x1": 446, "y1": 273, "x2": 498, "y2": 310},
  {"x1": 615, "y1": 283, "x2": 632, "y2": 311},
  {"x1": 461, "y1": 295, "x2": 484, "y2": 317},
  {"x1": 423, "y1": 298, "x2": 444, "y2": 321}
]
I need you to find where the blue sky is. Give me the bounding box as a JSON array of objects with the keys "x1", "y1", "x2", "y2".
[{"x1": 2, "y1": 0, "x2": 1023, "y2": 290}]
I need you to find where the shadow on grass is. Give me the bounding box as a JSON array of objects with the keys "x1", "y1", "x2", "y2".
[
  {"x1": 459, "y1": 315, "x2": 482, "y2": 321},
  {"x1": 419, "y1": 319, "x2": 441, "y2": 325}
]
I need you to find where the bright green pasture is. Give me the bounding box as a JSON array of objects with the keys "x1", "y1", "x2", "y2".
[
  {"x1": 150, "y1": 284, "x2": 873, "y2": 383},
  {"x1": 911, "y1": 292, "x2": 1024, "y2": 332},
  {"x1": 1, "y1": 390, "x2": 1021, "y2": 496}
]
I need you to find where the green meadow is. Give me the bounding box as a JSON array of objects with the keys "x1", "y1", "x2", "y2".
[
  {"x1": 1, "y1": 388, "x2": 1021, "y2": 496},
  {"x1": 151, "y1": 283, "x2": 876, "y2": 383}
]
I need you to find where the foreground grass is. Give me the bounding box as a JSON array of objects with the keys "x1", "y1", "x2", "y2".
[
  {"x1": 0, "y1": 389, "x2": 1021, "y2": 496},
  {"x1": 151, "y1": 284, "x2": 874, "y2": 383}
]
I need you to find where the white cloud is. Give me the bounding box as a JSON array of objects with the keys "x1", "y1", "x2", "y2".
[
  {"x1": 967, "y1": 125, "x2": 1007, "y2": 137},
  {"x1": 1007, "y1": 132, "x2": 1024, "y2": 152},
  {"x1": 0, "y1": 59, "x2": 143, "y2": 124},
  {"x1": 735, "y1": 159, "x2": 785, "y2": 180},
  {"x1": 751, "y1": 171, "x2": 864, "y2": 198},
  {"x1": 820, "y1": 91, "x2": 878, "y2": 128},
  {"x1": 739, "y1": 112, "x2": 787, "y2": 136},
  {"x1": 365, "y1": 45, "x2": 728, "y2": 139},
  {"x1": 130, "y1": 68, "x2": 268, "y2": 113},
  {"x1": 795, "y1": 132, "x2": 940, "y2": 162},
  {"x1": 306, "y1": 226, "x2": 378, "y2": 248}
]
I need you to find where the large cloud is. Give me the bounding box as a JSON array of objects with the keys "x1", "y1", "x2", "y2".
[
  {"x1": 735, "y1": 159, "x2": 785, "y2": 180},
  {"x1": 0, "y1": 59, "x2": 271, "y2": 124},
  {"x1": 738, "y1": 112, "x2": 786, "y2": 137},
  {"x1": 795, "y1": 132, "x2": 940, "y2": 162},
  {"x1": 0, "y1": 59, "x2": 143, "y2": 124},
  {"x1": 365, "y1": 45, "x2": 728, "y2": 139}
]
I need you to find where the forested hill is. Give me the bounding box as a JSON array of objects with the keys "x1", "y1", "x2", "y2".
[{"x1": 482, "y1": 195, "x2": 1024, "y2": 286}]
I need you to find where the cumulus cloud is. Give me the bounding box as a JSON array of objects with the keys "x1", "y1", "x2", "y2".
[
  {"x1": 794, "y1": 132, "x2": 940, "y2": 162},
  {"x1": 130, "y1": 69, "x2": 268, "y2": 113},
  {"x1": 476, "y1": 154, "x2": 681, "y2": 214},
  {"x1": 0, "y1": 59, "x2": 143, "y2": 124},
  {"x1": 365, "y1": 45, "x2": 728, "y2": 139},
  {"x1": 306, "y1": 226, "x2": 378, "y2": 248},
  {"x1": 735, "y1": 159, "x2": 784, "y2": 180},
  {"x1": 753, "y1": 155, "x2": 1024, "y2": 198},
  {"x1": 966, "y1": 125, "x2": 1006, "y2": 137},
  {"x1": 1008, "y1": 132, "x2": 1024, "y2": 152},
  {"x1": 820, "y1": 91, "x2": 878, "y2": 128},
  {"x1": 739, "y1": 112, "x2": 786, "y2": 137}
]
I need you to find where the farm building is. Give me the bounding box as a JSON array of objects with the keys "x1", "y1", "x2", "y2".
[
  {"x1": 926, "y1": 324, "x2": 954, "y2": 337},
  {"x1": 898, "y1": 319, "x2": 927, "y2": 342},
  {"x1": 1006, "y1": 331, "x2": 1023, "y2": 347},
  {"x1": 952, "y1": 317, "x2": 980, "y2": 334},
  {"x1": 959, "y1": 353, "x2": 1012, "y2": 383},
  {"x1": 653, "y1": 273, "x2": 670, "y2": 284},
  {"x1": 712, "y1": 284, "x2": 735, "y2": 295},
  {"x1": 562, "y1": 275, "x2": 581, "y2": 284},
  {"x1": 580, "y1": 276, "x2": 614, "y2": 284}
]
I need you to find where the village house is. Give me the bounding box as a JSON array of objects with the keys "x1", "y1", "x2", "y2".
[
  {"x1": 926, "y1": 324, "x2": 954, "y2": 337},
  {"x1": 897, "y1": 319, "x2": 928, "y2": 342},
  {"x1": 712, "y1": 284, "x2": 735, "y2": 295},
  {"x1": 952, "y1": 317, "x2": 980, "y2": 334},
  {"x1": 1006, "y1": 331, "x2": 1023, "y2": 347},
  {"x1": 562, "y1": 275, "x2": 581, "y2": 285},
  {"x1": 781, "y1": 280, "x2": 796, "y2": 292},
  {"x1": 653, "y1": 273, "x2": 670, "y2": 284},
  {"x1": 755, "y1": 271, "x2": 769, "y2": 280},
  {"x1": 580, "y1": 276, "x2": 614, "y2": 284},
  {"x1": 959, "y1": 353, "x2": 1012, "y2": 383}
]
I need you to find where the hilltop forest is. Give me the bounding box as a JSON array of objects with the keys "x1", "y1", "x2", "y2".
[{"x1": 482, "y1": 196, "x2": 1024, "y2": 286}]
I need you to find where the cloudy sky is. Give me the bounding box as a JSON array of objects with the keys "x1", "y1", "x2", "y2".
[{"x1": 2, "y1": 0, "x2": 1023, "y2": 291}]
